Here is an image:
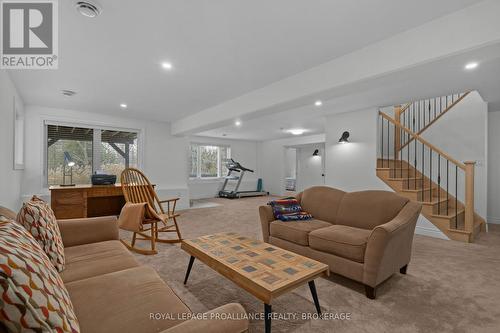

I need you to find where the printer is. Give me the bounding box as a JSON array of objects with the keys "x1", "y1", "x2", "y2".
[{"x1": 91, "y1": 173, "x2": 117, "y2": 185}]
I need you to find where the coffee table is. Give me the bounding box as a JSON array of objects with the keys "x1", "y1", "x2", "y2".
[{"x1": 181, "y1": 232, "x2": 329, "y2": 333}]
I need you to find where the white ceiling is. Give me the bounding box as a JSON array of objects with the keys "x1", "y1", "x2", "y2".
[
  {"x1": 198, "y1": 106, "x2": 327, "y2": 140},
  {"x1": 8, "y1": 0, "x2": 482, "y2": 121},
  {"x1": 199, "y1": 41, "x2": 500, "y2": 140}
]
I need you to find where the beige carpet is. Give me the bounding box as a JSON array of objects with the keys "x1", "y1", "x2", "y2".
[{"x1": 124, "y1": 196, "x2": 500, "y2": 333}]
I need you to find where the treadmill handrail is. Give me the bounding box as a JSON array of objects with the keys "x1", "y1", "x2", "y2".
[{"x1": 226, "y1": 158, "x2": 253, "y2": 173}]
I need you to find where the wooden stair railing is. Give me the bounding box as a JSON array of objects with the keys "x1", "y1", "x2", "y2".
[
  {"x1": 395, "y1": 92, "x2": 470, "y2": 151},
  {"x1": 378, "y1": 111, "x2": 477, "y2": 237}
]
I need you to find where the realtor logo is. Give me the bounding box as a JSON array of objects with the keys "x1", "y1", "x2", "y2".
[{"x1": 1, "y1": 0, "x2": 58, "y2": 69}]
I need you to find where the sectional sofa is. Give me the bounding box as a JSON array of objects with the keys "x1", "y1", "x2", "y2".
[{"x1": 0, "y1": 206, "x2": 248, "y2": 333}]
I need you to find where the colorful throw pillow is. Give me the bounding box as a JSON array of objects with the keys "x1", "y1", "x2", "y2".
[
  {"x1": 268, "y1": 198, "x2": 312, "y2": 221},
  {"x1": 16, "y1": 196, "x2": 65, "y2": 272},
  {"x1": 0, "y1": 220, "x2": 80, "y2": 332}
]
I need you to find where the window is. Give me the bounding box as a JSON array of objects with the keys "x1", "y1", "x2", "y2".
[
  {"x1": 189, "y1": 143, "x2": 231, "y2": 178},
  {"x1": 100, "y1": 130, "x2": 138, "y2": 177},
  {"x1": 46, "y1": 123, "x2": 139, "y2": 186}
]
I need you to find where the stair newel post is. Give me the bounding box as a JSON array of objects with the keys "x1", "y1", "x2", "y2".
[{"x1": 464, "y1": 161, "x2": 475, "y2": 236}]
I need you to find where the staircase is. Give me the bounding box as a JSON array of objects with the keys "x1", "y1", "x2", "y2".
[{"x1": 376, "y1": 92, "x2": 486, "y2": 242}]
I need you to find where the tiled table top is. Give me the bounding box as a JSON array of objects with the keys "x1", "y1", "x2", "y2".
[{"x1": 181, "y1": 232, "x2": 329, "y2": 303}]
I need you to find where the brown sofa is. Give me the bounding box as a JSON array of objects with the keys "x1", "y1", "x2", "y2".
[
  {"x1": 259, "y1": 186, "x2": 421, "y2": 299},
  {"x1": 1, "y1": 206, "x2": 248, "y2": 333}
]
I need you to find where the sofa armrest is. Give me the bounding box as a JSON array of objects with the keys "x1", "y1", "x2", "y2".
[
  {"x1": 161, "y1": 303, "x2": 248, "y2": 333},
  {"x1": 363, "y1": 201, "x2": 421, "y2": 287},
  {"x1": 57, "y1": 216, "x2": 119, "y2": 248},
  {"x1": 259, "y1": 205, "x2": 275, "y2": 243}
]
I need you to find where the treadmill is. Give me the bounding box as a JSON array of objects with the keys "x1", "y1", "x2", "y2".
[{"x1": 218, "y1": 159, "x2": 269, "y2": 199}]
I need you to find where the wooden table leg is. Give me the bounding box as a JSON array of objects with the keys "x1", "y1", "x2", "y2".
[
  {"x1": 264, "y1": 303, "x2": 272, "y2": 333},
  {"x1": 183, "y1": 256, "x2": 195, "y2": 285},
  {"x1": 308, "y1": 280, "x2": 321, "y2": 314}
]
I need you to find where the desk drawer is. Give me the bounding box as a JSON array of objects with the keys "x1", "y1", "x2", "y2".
[
  {"x1": 86, "y1": 186, "x2": 122, "y2": 198},
  {"x1": 52, "y1": 190, "x2": 85, "y2": 205},
  {"x1": 51, "y1": 190, "x2": 86, "y2": 219}
]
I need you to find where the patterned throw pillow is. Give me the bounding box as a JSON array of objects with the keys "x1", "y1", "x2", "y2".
[
  {"x1": 268, "y1": 198, "x2": 313, "y2": 221},
  {"x1": 16, "y1": 196, "x2": 65, "y2": 272},
  {"x1": 0, "y1": 220, "x2": 80, "y2": 332}
]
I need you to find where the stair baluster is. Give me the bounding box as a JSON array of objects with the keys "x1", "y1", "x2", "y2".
[
  {"x1": 455, "y1": 165, "x2": 458, "y2": 229},
  {"x1": 438, "y1": 155, "x2": 441, "y2": 215},
  {"x1": 446, "y1": 160, "x2": 449, "y2": 216}
]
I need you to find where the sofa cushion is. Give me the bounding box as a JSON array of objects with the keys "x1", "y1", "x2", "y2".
[
  {"x1": 0, "y1": 206, "x2": 17, "y2": 221},
  {"x1": 60, "y1": 240, "x2": 140, "y2": 283},
  {"x1": 0, "y1": 220, "x2": 80, "y2": 333},
  {"x1": 270, "y1": 219, "x2": 331, "y2": 246},
  {"x1": 299, "y1": 186, "x2": 345, "y2": 223},
  {"x1": 66, "y1": 266, "x2": 190, "y2": 333},
  {"x1": 17, "y1": 196, "x2": 66, "y2": 272},
  {"x1": 335, "y1": 190, "x2": 409, "y2": 230},
  {"x1": 309, "y1": 225, "x2": 372, "y2": 263}
]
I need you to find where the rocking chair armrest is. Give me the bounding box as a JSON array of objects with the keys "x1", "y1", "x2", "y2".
[{"x1": 158, "y1": 197, "x2": 180, "y2": 203}]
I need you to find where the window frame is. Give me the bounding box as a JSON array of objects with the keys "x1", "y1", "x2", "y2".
[
  {"x1": 43, "y1": 119, "x2": 143, "y2": 188},
  {"x1": 189, "y1": 143, "x2": 231, "y2": 180}
]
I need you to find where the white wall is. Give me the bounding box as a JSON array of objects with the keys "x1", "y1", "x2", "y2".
[
  {"x1": 188, "y1": 136, "x2": 260, "y2": 199},
  {"x1": 257, "y1": 134, "x2": 326, "y2": 196},
  {"x1": 296, "y1": 143, "x2": 325, "y2": 192},
  {"x1": 17, "y1": 106, "x2": 265, "y2": 205},
  {"x1": 325, "y1": 108, "x2": 388, "y2": 191},
  {"x1": 324, "y1": 108, "x2": 447, "y2": 239},
  {"x1": 488, "y1": 111, "x2": 500, "y2": 224},
  {"x1": 0, "y1": 71, "x2": 24, "y2": 210},
  {"x1": 22, "y1": 106, "x2": 190, "y2": 209},
  {"x1": 284, "y1": 148, "x2": 296, "y2": 179}
]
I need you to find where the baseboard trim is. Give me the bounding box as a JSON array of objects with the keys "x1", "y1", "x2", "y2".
[
  {"x1": 415, "y1": 226, "x2": 450, "y2": 240},
  {"x1": 487, "y1": 216, "x2": 500, "y2": 224}
]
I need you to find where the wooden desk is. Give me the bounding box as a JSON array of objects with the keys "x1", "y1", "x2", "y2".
[{"x1": 49, "y1": 184, "x2": 127, "y2": 219}]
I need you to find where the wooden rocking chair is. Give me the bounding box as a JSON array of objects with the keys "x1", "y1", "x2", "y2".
[{"x1": 120, "y1": 168, "x2": 182, "y2": 255}]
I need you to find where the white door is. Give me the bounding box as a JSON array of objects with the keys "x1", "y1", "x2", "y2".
[{"x1": 296, "y1": 144, "x2": 325, "y2": 192}]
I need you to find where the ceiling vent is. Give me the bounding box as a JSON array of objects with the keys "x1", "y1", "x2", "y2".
[
  {"x1": 75, "y1": 1, "x2": 102, "y2": 18},
  {"x1": 61, "y1": 90, "x2": 77, "y2": 97}
]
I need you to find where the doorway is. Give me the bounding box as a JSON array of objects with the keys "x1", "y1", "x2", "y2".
[
  {"x1": 295, "y1": 143, "x2": 325, "y2": 192},
  {"x1": 284, "y1": 147, "x2": 297, "y2": 196}
]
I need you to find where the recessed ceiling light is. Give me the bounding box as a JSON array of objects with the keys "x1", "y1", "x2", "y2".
[
  {"x1": 120, "y1": 103, "x2": 127, "y2": 109},
  {"x1": 235, "y1": 120, "x2": 242, "y2": 127},
  {"x1": 288, "y1": 129, "x2": 305, "y2": 136},
  {"x1": 61, "y1": 89, "x2": 76, "y2": 96},
  {"x1": 161, "y1": 62, "x2": 173, "y2": 70},
  {"x1": 75, "y1": 1, "x2": 102, "y2": 18},
  {"x1": 465, "y1": 62, "x2": 478, "y2": 70},
  {"x1": 315, "y1": 100, "x2": 323, "y2": 107}
]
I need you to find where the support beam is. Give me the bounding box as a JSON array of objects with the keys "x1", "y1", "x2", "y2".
[
  {"x1": 109, "y1": 142, "x2": 130, "y2": 168},
  {"x1": 171, "y1": 0, "x2": 500, "y2": 135},
  {"x1": 109, "y1": 143, "x2": 127, "y2": 159}
]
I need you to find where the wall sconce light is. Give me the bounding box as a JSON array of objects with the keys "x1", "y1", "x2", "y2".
[
  {"x1": 312, "y1": 149, "x2": 319, "y2": 156},
  {"x1": 339, "y1": 131, "x2": 350, "y2": 144}
]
